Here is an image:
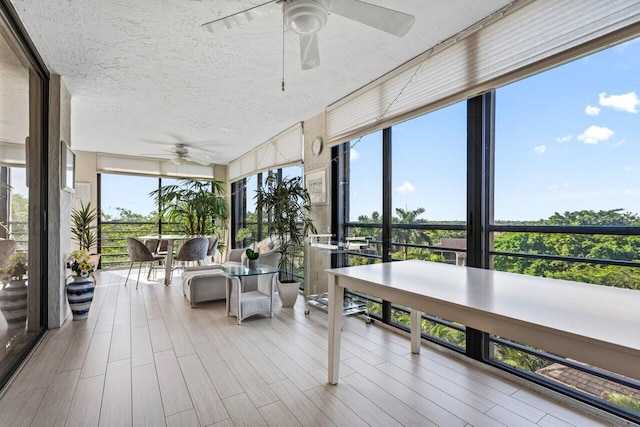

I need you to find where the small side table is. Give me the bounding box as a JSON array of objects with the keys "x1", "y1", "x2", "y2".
[{"x1": 221, "y1": 265, "x2": 279, "y2": 325}]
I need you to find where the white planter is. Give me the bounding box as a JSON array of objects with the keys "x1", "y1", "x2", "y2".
[{"x1": 277, "y1": 280, "x2": 300, "y2": 308}]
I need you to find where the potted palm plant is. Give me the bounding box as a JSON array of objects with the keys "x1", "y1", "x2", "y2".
[
  {"x1": 71, "y1": 201, "x2": 100, "y2": 267},
  {"x1": 256, "y1": 172, "x2": 316, "y2": 307},
  {"x1": 150, "y1": 179, "x2": 228, "y2": 246}
]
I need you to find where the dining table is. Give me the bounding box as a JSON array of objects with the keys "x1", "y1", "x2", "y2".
[{"x1": 137, "y1": 234, "x2": 187, "y2": 285}]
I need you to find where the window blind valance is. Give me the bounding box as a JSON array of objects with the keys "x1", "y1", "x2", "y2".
[
  {"x1": 0, "y1": 141, "x2": 26, "y2": 166},
  {"x1": 228, "y1": 122, "x2": 303, "y2": 182},
  {"x1": 326, "y1": 0, "x2": 640, "y2": 146},
  {"x1": 96, "y1": 153, "x2": 215, "y2": 179}
]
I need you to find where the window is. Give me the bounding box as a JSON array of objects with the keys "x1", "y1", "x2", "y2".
[
  {"x1": 491, "y1": 37, "x2": 640, "y2": 415},
  {"x1": 336, "y1": 35, "x2": 640, "y2": 422},
  {"x1": 0, "y1": 9, "x2": 46, "y2": 390}
]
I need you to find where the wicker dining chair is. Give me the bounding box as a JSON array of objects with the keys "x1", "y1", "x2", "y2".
[
  {"x1": 143, "y1": 238, "x2": 163, "y2": 279},
  {"x1": 125, "y1": 237, "x2": 165, "y2": 289},
  {"x1": 172, "y1": 237, "x2": 209, "y2": 279},
  {"x1": 206, "y1": 235, "x2": 219, "y2": 263}
]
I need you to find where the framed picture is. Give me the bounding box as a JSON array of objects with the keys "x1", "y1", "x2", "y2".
[
  {"x1": 61, "y1": 141, "x2": 75, "y2": 192},
  {"x1": 305, "y1": 169, "x2": 327, "y2": 205}
]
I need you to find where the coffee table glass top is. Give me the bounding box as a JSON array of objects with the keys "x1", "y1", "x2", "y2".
[{"x1": 221, "y1": 265, "x2": 280, "y2": 277}]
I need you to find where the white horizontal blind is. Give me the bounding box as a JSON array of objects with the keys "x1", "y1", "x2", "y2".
[
  {"x1": 228, "y1": 123, "x2": 303, "y2": 182},
  {"x1": 97, "y1": 154, "x2": 215, "y2": 179},
  {"x1": 0, "y1": 142, "x2": 26, "y2": 166},
  {"x1": 326, "y1": 0, "x2": 640, "y2": 145}
]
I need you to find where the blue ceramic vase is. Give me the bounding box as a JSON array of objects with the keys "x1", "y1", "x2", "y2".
[
  {"x1": 66, "y1": 276, "x2": 95, "y2": 320},
  {"x1": 0, "y1": 279, "x2": 28, "y2": 329}
]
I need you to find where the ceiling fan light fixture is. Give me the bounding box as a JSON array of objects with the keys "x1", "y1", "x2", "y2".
[
  {"x1": 285, "y1": 0, "x2": 329, "y2": 35},
  {"x1": 170, "y1": 156, "x2": 187, "y2": 166}
]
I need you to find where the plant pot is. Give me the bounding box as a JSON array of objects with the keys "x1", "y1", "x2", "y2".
[
  {"x1": 0, "y1": 279, "x2": 27, "y2": 329},
  {"x1": 247, "y1": 259, "x2": 259, "y2": 270},
  {"x1": 66, "y1": 276, "x2": 95, "y2": 320},
  {"x1": 277, "y1": 280, "x2": 300, "y2": 308}
]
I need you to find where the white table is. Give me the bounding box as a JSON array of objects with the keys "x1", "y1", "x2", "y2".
[
  {"x1": 327, "y1": 260, "x2": 640, "y2": 384},
  {"x1": 138, "y1": 234, "x2": 187, "y2": 285}
]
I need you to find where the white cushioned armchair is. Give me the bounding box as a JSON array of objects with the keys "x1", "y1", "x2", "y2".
[{"x1": 225, "y1": 236, "x2": 282, "y2": 268}]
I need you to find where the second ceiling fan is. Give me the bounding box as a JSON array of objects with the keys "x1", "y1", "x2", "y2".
[{"x1": 202, "y1": 0, "x2": 415, "y2": 70}]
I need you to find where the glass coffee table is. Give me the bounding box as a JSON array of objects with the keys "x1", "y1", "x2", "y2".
[{"x1": 221, "y1": 265, "x2": 280, "y2": 325}]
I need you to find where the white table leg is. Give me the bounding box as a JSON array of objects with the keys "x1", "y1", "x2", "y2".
[
  {"x1": 328, "y1": 275, "x2": 344, "y2": 385},
  {"x1": 411, "y1": 309, "x2": 421, "y2": 354},
  {"x1": 164, "y1": 239, "x2": 175, "y2": 285}
]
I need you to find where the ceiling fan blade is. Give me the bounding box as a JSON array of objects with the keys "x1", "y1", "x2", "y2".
[
  {"x1": 190, "y1": 156, "x2": 213, "y2": 166},
  {"x1": 202, "y1": 1, "x2": 280, "y2": 33},
  {"x1": 300, "y1": 33, "x2": 320, "y2": 70},
  {"x1": 329, "y1": 0, "x2": 415, "y2": 37}
]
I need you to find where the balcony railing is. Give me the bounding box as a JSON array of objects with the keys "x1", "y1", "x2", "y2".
[
  {"x1": 99, "y1": 221, "x2": 182, "y2": 268},
  {"x1": 346, "y1": 221, "x2": 640, "y2": 420}
]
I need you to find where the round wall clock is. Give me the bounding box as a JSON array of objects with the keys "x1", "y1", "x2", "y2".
[{"x1": 311, "y1": 136, "x2": 323, "y2": 156}]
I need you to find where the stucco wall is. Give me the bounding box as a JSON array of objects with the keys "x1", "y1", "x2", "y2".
[
  {"x1": 48, "y1": 75, "x2": 72, "y2": 328},
  {"x1": 303, "y1": 111, "x2": 332, "y2": 295}
]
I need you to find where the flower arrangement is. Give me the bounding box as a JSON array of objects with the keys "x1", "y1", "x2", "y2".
[
  {"x1": 67, "y1": 249, "x2": 95, "y2": 278},
  {"x1": 0, "y1": 251, "x2": 27, "y2": 283}
]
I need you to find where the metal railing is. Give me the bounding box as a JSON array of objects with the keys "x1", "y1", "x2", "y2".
[
  {"x1": 99, "y1": 221, "x2": 182, "y2": 268},
  {"x1": 5, "y1": 221, "x2": 28, "y2": 250}
]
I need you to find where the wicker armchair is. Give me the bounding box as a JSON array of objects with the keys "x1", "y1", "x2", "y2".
[{"x1": 227, "y1": 271, "x2": 277, "y2": 324}]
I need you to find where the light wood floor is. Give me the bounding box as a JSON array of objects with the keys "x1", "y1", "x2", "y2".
[{"x1": 0, "y1": 269, "x2": 614, "y2": 426}]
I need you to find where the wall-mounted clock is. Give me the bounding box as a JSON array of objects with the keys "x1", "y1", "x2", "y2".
[{"x1": 311, "y1": 136, "x2": 323, "y2": 156}]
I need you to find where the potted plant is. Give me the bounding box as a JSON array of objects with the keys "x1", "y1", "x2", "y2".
[
  {"x1": 71, "y1": 201, "x2": 101, "y2": 267},
  {"x1": 150, "y1": 179, "x2": 228, "y2": 252},
  {"x1": 245, "y1": 248, "x2": 259, "y2": 270},
  {"x1": 65, "y1": 249, "x2": 95, "y2": 320},
  {"x1": 256, "y1": 172, "x2": 316, "y2": 307}
]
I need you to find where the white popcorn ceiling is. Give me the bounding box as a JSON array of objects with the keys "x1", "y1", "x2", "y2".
[{"x1": 9, "y1": 0, "x2": 512, "y2": 165}]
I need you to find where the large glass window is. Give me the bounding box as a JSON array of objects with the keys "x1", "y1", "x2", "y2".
[
  {"x1": 348, "y1": 131, "x2": 382, "y2": 223},
  {"x1": 337, "y1": 35, "x2": 640, "y2": 421},
  {"x1": 495, "y1": 39, "x2": 640, "y2": 222},
  {"x1": 99, "y1": 174, "x2": 192, "y2": 267},
  {"x1": 0, "y1": 10, "x2": 46, "y2": 390},
  {"x1": 391, "y1": 102, "x2": 467, "y2": 263},
  {"x1": 492, "y1": 37, "x2": 640, "y2": 415}
]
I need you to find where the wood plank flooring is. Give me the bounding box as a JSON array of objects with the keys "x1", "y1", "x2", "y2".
[{"x1": 0, "y1": 269, "x2": 617, "y2": 426}]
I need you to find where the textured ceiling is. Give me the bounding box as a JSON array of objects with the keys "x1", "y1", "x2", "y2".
[{"x1": 9, "y1": 0, "x2": 512, "y2": 165}]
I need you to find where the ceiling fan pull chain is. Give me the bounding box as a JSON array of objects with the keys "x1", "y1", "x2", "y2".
[{"x1": 282, "y1": 5, "x2": 286, "y2": 92}]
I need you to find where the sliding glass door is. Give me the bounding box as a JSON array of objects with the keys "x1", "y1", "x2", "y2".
[{"x1": 0, "y1": 3, "x2": 47, "y2": 389}]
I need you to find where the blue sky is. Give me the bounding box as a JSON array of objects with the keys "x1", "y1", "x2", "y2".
[{"x1": 349, "y1": 37, "x2": 640, "y2": 222}]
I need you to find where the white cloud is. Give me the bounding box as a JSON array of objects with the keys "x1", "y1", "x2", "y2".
[
  {"x1": 548, "y1": 182, "x2": 571, "y2": 191},
  {"x1": 598, "y1": 92, "x2": 640, "y2": 113},
  {"x1": 534, "y1": 145, "x2": 547, "y2": 154},
  {"x1": 556, "y1": 135, "x2": 572, "y2": 143},
  {"x1": 577, "y1": 125, "x2": 614, "y2": 144},
  {"x1": 350, "y1": 148, "x2": 360, "y2": 160},
  {"x1": 397, "y1": 181, "x2": 415, "y2": 193},
  {"x1": 585, "y1": 105, "x2": 600, "y2": 116}
]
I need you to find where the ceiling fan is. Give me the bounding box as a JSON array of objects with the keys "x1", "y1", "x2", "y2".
[
  {"x1": 141, "y1": 143, "x2": 217, "y2": 166},
  {"x1": 202, "y1": 0, "x2": 415, "y2": 70}
]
